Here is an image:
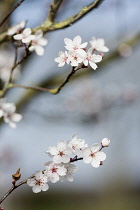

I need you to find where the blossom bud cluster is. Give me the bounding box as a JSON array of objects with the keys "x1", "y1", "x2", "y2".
[
  {"x1": 27, "y1": 135, "x2": 110, "y2": 193},
  {"x1": 0, "y1": 98, "x2": 22, "y2": 128},
  {"x1": 7, "y1": 21, "x2": 48, "y2": 56},
  {"x1": 55, "y1": 35, "x2": 109, "y2": 70}
]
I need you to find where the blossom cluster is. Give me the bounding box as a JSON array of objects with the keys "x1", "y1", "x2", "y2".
[
  {"x1": 0, "y1": 98, "x2": 22, "y2": 128},
  {"x1": 55, "y1": 35, "x2": 109, "y2": 70},
  {"x1": 27, "y1": 135, "x2": 110, "y2": 193},
  {"x1": 7, "y1": 21, "x2": 48, "y2": 56}
]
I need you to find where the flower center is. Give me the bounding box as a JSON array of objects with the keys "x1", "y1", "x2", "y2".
[
  {"x1": 90, "y1": 153, "x2": 95, "y2": 157},
  {"x1": 59, "y1": 151, "x2": 64, "y2": 156},
  {"x1": 52, "y1": 167, "x2": 57, "y2": 173}
]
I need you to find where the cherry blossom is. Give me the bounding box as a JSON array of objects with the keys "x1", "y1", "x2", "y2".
[
  {"x1": 27, "y1": 135, "x2": 110, "y2": 193},
  {"x1": 29, "y1": 30, "x2": 48, "y2": 56},
  {"x1": 68, "y1": 50, "x2": 86, "y2": 67},
  {"x1": 54, "y1": 51, "x2": 70, "y2": 67},
  {"x1": 90, "y1": 37, "x2": 109, "y2": 52},
  {"x1": 64, "y1": 35, "x2": 87, "y2": 53},
  {"x1": 67, "y1": 134, "x2": 88, "y2": 157},
  {"x1": 83, "y1": 47, "x2": 102, "y2": 70},
  {"x1": 101, "y1": 138, "x2": 110, "y2": 147},
  {"x1": 7, "y1": 21, "x2": 26, "y2": 36},
  {"x1": 45, "y1": 161, "x2": 67, "y2": 183},
  {"x1": 14, "y1": 28, "x2": 34, "y2": 43},
  {"x1": 47, "y1": 140, "x2": 72, "y2": 163},
  {"x1": 83, "y1": 143, "x2": 106, "y2": 168},
  {"x1": 27, "y1": 171, "x2": 49, "y2": 193},
  {"x1": 60, "y1": 163, "x2": 77, "y2": 182},
  {"x1": 1, "y1": 102, "x2": 22, "y2": 128}
]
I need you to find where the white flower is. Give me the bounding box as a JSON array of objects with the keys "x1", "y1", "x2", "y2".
[
  {"x1": 83, "y1": 143, "x2": 106, "y2": 168},
  {"x1": 27, "y1": 170, "x2": 49, "y2": 193},
  {"x1": 29, "y1": 30, "x2": 48, "y2": 56},
  {"x1": 83, "y1": 47, "x2": 102, "y2": 70},
  {"x1": 47, "y1": 140, "x2": 72, "y2": 164},
  {"x1": 13, "y1": 28, "x2": 34, "y2": 43},
  {"x1": 2, "y1": 103, "x2": 22, "y2": 128},
  {"x1": 101, "y1": 138, "x2": 110, "y2": 147},
  {"x1": 55, "y1": 51, "x2": 70, "y2": 67},
  {"x1": 64, "y1": 36, "x2": 87, "y2": 54},
  {"x1": 67, "y1": 134, "x2": 88, "y2": 157},
  {"x1": 68, "y1": 50, "x2": 86, "y2": 67},
  {"x1": 45, "y1": 161, "x2": 67, "y2": 183},
  {"x1": 7, "y1": 21, "x2": 26, "y2": 36},
  {"x1": 90, "y1": 37, "x2": 109, "y2": 52},
  {"x1": 60, "y1": 163, "x2": 77, "y2": 182}
]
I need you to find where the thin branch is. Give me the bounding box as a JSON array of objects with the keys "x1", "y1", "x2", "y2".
[
  {"x1": 8, "y1": 45, "x2": 18, "y2": 84},
  {"x1": 0, "y1": 0, "x2": 26, "y2": 29},
  {"x1": 36, "y1": 0, "x2": 104, "y2": 32},
  {"x1": 48, "y1": 0, "x2": 64, "y2": 22},
  {"x1": 0, "y1": 174, "x2": 34, "y2": 204},
  {"x1": 10, "y1": 84, "x2": 53, "y2": 93},
  {"x1": 0, "y1": 156, "x2": 83, "y2": 204},
  {"x1": 9, "y1": 67, "x2": 79, "y2": 94}
]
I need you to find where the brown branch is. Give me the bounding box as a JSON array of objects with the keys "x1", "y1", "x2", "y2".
[
  {"x1": 8, "y1": 66, "x2": 79, "y2": 94},
  {"x1": 38, "y1": 0, "x2": 105, "y2": 32},
  {"x1": 0, "y1": 0, "x2": 26, "y2": 29},
  {"x1": 0, "y1": 156, "x2": 84, "y2": 204},
  {"x1": 0, "y1": 174, "x2": 34, "y2": 204},
  {"x1": 48, "y1": 0, "x2": 64, "y2": 22}
]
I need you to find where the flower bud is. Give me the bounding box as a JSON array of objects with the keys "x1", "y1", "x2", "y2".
[{"x1": 101, "y1": 138, "x2": 110, "y2": 147}]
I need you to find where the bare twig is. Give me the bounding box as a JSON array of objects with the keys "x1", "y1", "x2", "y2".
[
  {"x1": 48, "y1": 0, "x2": 64, "y2": 22},
  {"x1": 35, "y1": 0, "x2": 104, "y2": 32},
  {"x1": 0, "y1": 0, "x2": 26, "y2": 29},
  {"x1": 9, "y1": 66, "x2": 79, "y2": 94}
]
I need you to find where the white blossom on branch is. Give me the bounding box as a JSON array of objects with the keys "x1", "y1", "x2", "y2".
[
  {"x1": 0, "y1": 99, "x2": 22, "y2": 128},
  {"x1": 7, "y1": 21, "x2": 26, "y2": 36},
  {"x1": 29, "y1": 30, "x2": 48, "y2": 56},
  {"x1": 55, "y1": 35, "x2": 109, "y2": 70}
]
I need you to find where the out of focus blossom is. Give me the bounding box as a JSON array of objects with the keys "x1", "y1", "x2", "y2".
[
  {"x1": 0, "y1": 99, "x2": 22, "y2": 128},
  {"x1": 0, "y1": 50, "x2": 20, "y2": 82},
  {"x1": 7, "y1": 21, "x2": 26, "y2": 36}
]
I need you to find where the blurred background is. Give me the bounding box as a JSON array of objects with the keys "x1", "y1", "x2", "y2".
[{"x1": 0, "y1": 0, "x2": 140, "y2": 209}]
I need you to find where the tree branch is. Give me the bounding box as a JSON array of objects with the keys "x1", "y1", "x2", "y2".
[
  {"x1": 45, "y1": 0, "x2": 105, "y2": 31},
  {"x1": 0, "y1": 0, "x2": 26, "y2": 29},
  {"x1": 0, "y1": 0, "x2": 104, "y2": 44},
  {"x1": 48, "y1": 0, "x2": 64, "y2": 22}
]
